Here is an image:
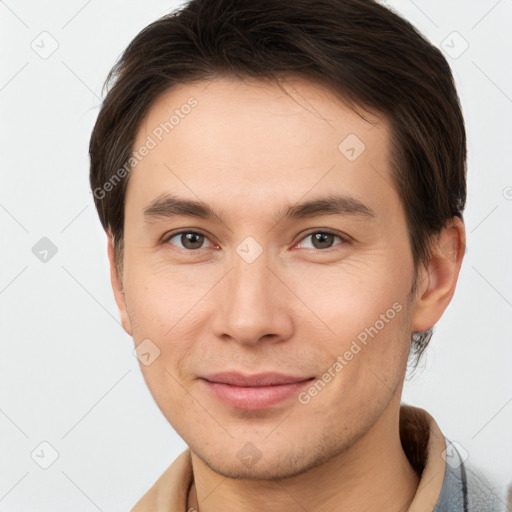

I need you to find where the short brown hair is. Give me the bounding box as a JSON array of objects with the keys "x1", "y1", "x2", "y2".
[{"x1": 89, "y1": 0, "x2": 467, "y2": 362}]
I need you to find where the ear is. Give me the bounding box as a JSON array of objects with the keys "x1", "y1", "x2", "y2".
[
  {"x1": 107, "y1": 232, "x2": 132, "y2": 336},
  {"x1": 411, "y1": 216, "x2": 466, "y2": 332}
]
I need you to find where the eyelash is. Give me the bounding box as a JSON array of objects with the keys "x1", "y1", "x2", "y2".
[{"x1": 162, "y1": 229, "x2": 349, "y2": 253}]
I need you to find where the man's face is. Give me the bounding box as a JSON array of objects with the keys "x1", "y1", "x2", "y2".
[{"x1": 117, "y1": 76, "x2": 419, "y2": 479}]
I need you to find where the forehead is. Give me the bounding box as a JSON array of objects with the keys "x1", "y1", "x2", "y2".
[{"x1": 126, "y1": 76, "x2": 400, "y2": 224}]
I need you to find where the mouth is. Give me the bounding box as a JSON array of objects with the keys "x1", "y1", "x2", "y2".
[{"x1": 199, "y1": 372, "x2": 315, "y2": 410}]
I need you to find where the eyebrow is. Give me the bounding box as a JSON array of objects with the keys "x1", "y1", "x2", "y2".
[
  {"x1": 143, "y1": 192, "x2": 375, "y2": 225},
  {"x1": 144, "y1": 193, "x2": 225, "y2": 223},
  {"x1": 273, "y1": 193, "x2": 375, "y2": 224}
]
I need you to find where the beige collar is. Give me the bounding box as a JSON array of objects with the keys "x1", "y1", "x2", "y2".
[
  {"x1": 402, "y1": 405, "x2": 446, "y2": 511},
  {"x1": 131, "y1": 404, "x2": 446, "y2": 512}
]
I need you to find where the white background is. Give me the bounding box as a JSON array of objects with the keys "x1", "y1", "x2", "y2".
[{"x1": 0, "y1": 0, "x2": 511, "y2": 510}]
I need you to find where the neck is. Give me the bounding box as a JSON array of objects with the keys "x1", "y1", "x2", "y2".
[{"x1": 188, "y1": 403, "x2": 420, "y2": 512}]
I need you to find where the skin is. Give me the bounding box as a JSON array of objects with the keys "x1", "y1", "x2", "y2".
[{"x1": 107, "y1": 76, "x2": 465, "y2": 512}]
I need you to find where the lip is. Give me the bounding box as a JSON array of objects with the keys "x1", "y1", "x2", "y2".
[
  {"x1": 202, "y1": 371, "x2": 313, "y2": 387},
  {"x1": 200, "y1": 372, "x2": 314, "y2": 410}
]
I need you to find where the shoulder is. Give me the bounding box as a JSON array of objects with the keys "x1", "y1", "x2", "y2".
[
  {"x1": 465, "y1": 465, "x2": 509, "y2": 512},
  {"x1": 434, "y1": 446, "x2": 508, "y2": 512}
]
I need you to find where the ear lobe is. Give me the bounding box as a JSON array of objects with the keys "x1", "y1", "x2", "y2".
[
  {"x1": 106, "y1": 232, "x2": 132, "y2": 336},
  {"x1": 411, "y1": 217, "x2": 466, "y2": 332}
]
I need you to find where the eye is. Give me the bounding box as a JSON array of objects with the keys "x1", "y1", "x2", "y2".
[
  {"x1": 295, "y1": 230, "x2": 346, "y2": 251},
  {"x1": 164, "y1": 231, "x2": 213, "y2": 251},
  {"x1": 163, "y1": 229, "x2": 348, "y2": 252}
]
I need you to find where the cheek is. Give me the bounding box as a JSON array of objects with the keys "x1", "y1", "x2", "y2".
[
  {"x1": 122, "y1": 260, "x2": 210, "y2": 384},
  {"x1": 122, "y1": 256, "x2": 210, "y2": 339},
  {"x1": 283, "y1": 253, "x2": 411, "y2": 339},
  {"x1": 292, "y1": 260, "x2": 412, "y2": 401},
  {"x1": 299, "y1": 302, "x2": 411, "y2": 432}
]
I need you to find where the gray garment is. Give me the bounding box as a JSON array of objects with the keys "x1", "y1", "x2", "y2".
[{"x1": 434, "y1": 439, "x2": 508, "y2": 512}]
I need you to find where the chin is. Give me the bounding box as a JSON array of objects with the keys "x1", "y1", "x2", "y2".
[{"x1": 191, "y1": 441, "x2": 334, "y2": 481}]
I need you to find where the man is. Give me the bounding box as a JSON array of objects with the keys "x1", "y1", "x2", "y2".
[{"x1": 89, "y1": 0, "x2": 507, "y2": 510}]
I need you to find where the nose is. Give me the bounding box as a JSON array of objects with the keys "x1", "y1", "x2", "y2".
[{"x1": 211, "y1": 247, "x2": 294, "y2": 347}]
